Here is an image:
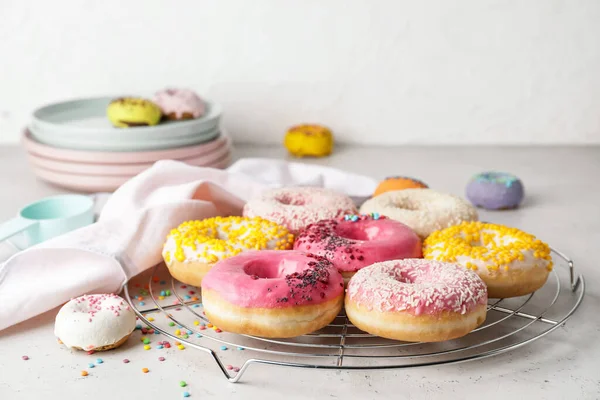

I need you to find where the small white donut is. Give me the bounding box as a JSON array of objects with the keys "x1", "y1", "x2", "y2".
[
  {"x1": 55, "y1": 294, "x2": 136, "y2": 351},
  {"x1": 360, "y1": 188, "x2": 478, "y2": 238}
]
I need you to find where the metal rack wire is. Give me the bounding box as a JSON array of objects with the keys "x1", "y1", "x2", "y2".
[{"x1": 123, "y1": 247, "x2": 584, "y2": 383}]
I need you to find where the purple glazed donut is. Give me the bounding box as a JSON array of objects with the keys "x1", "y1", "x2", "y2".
[{"x1": 466, "y1": 172, "x2": 524, "y2": 210}]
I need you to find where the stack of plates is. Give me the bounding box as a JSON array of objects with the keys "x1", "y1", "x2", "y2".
[{"x1": 22, "y1": 97, "x2": 232, "y2": 192}]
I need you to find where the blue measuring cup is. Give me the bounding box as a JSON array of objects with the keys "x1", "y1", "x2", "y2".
[{"x1": 0, "y1": 194, "x2": 94, "y2": 247}]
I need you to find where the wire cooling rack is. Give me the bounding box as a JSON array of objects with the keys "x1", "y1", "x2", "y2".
[{"x1": 123, "y1": 247, "x2": 584, "y2": 383}]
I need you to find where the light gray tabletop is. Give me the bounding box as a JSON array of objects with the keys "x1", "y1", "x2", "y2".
[{"x1": 0, "y1": 144, "x2": 598, "y2": 399}]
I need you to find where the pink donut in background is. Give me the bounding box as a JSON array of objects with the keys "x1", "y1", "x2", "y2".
[
  {"x1": 242, "y1": 187, "x2": 357, "y2": 234},
  {"x1": 294, "y1": 214, "x2": 422, "y2": 283},
  {"x1": 153, "y1": 88, "x2": 206, "y2": 120}
]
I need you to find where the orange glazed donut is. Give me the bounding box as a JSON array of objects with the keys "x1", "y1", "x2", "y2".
[
  {"x1": 346, "y1": 259, "x2": 488, "y2": 342},
  {"x1": 373, "y1": 176, "x2": 428, "y2": 197}
]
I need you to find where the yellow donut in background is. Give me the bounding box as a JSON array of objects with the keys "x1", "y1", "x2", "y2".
[
  {"x1": 107, "y1": 97, "x2": 162, "y2": 128},
  {"x1": 284, "y1": 124, "x2": 334, "y2": 157}
]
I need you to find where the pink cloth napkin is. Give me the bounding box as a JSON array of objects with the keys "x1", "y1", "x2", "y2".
[{"x1": 0, "y1": 158, "x2": 376, "y2": 331}]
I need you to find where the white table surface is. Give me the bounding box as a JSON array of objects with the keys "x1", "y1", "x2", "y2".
[{"x1": 0, "y1": 144, "x2": 598, "y2": 400}]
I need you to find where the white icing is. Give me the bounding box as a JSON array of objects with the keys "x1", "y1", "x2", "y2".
[
  {"x1": 162, "y1": 219, "x2": 291, "y2": 265},
  {"x1": 360, "y1": 188, "x2": 478, "y2": 238},
  {"x1": 54, "y1": 294, "x2": 135, "y2": 350}
]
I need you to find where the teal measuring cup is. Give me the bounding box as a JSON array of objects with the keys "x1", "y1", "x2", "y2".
[{"x1": 0, "y1": 194, "x2": 94, "y2": 247}]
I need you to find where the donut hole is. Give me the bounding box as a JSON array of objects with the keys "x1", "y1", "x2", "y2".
[
  {"x1": 335, "y1": 225, "x2": 388, "y2": 241},
  {"x1": 243, "y1": 260, "x2": 298, "y2": 279},
  {"x1": 275, "y1": 194, "x2": 306, "y2": 206}
]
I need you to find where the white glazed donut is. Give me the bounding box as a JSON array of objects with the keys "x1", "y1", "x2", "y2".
[
  {"x1": 243, "y1": 187, "x2": 357, "y2": 234},
  {"x1": 163, "y1": 216, "x2": 294, "y2": 287},
  {"x1": 359, "y1": 188, "x2": 478, "y2": 238},
  {"x1": 54, "y1": 294, "x2": 136, "y2": 351},
  {"x1": 424, "y1": 221, "x2": 553, "y2": 298}
]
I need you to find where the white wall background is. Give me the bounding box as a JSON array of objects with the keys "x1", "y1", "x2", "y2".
[{"x1": 1, "y1": 0, "x2": 599, "y2": 145}]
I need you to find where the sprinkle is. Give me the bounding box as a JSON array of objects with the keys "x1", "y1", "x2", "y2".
[
  {"x1": 96, "y1": 358, "x2": 103, "y2": 364},
  {"x1": 160, "y1": 291, "x2": 166, "y2": 296},
  {"x1": 196, "y1": 334, "x2": 202, "y2": 338},
  {"x1": 159, "y1": 296, "x2": 165, "y2": 300},
  {"x1": 137, "y1": 296, "x2": 143, "y2": 301},
  {"x1": 87, "y1": 350, "x2": 95, "y2": 355},
  {"x1": 193, "y1": 321, "x2": 200, "y2": 326},
  {"x1": 88, "y1": 363, "x2": 95, "y2": 368},
  {"x1": 186, "y1": 330, "x2": 193, "y2": 335},
  {"x1": 183, "y1": 392, "x2": 190, "y2": 398},
  {"x1": 220, "y1": 346, "x2": 228, "y2": 351},
  {"x1": 226, "y1": 365, "x2": 233, "y2": 370},
  {"x1": 169, "y1": 322, "x2": 175, "y2": 327},
  {"x1": 123, "y1": 359, "x2": 130, "y2": 363},
  {"x1": 206, "y1": 323, "x2": 213, "y2": 328},
  {"x1": 81, "y1": 370, "x2": 88, "y2": 377},
  {"x1": 139, "y1": 302, "x2": 145, "y2": 306},
  {"x1": 135, "y1": 324, "x2": 142, "y2": 330},
  {"x1": 237, "y1": 347, "x2": 245, "y2": 351},
  {"x1": 198, "y1": 325, "x2": 206, "y2": 330},
  {"x1": 148, "y1": 317, "x2": 154, "y2": 322},
  {"x1": 233, "y1": 367, "x2": 240, "y2": 372},
  {"x1": 174, "y1": 341, "x2": 181, "y2": 346},
  {"x1": 180, "y1": 381, "x2": 187, "y2": 387},
  {"x1": 192, "y1": 304, "x2": 200, "y2": 308},
  {"x1": 143, "y1": 345, "x2": 151, "y2": 350},
  {"x1": 174, "y1": 329, "x2": 181, "y2": 335},
  {"x1": 142, "y1": 368, "x2": 149, "y2": 373},
  {"x1": 177, "y1": 345, "x2": 185, "y2": 350},
  {"x1": 160, "y1": 280, "x2": 166, "y2": 285},
  {"x1": 184, "y1": 295, "x2": 191, "y2": 300},
  {"x1": 158, "y1": 357, "x2": 165, "y2": 361},
  {"x1": 215, "y1": 329, "x2": 222, "y2": 333},
  {"x1": 157, "y1": 345, "x2": 164, "y2": 349},
  {"x1": 165, "y1": 290, "x2": 171, "y2": 296},
  {"x1": 21, "y1": 356, "x2": 29, "y2": 361},
  {"x1": 143, "y1": 338, "x2": 151, "y2": 344},
  {"x1": 182, "y1": 334, "x2": 189, "y2": 339}
]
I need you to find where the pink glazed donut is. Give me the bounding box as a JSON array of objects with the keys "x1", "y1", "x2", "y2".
[
  {"x1": 294, "y1": 213, "x2": 422, "y2": 283},
  {"x1": 243, "y1": 187, "x2": 357, "y2": 234},
  {"x1": 346, "y1": 259, "x2": 488, "y2": 342},
  {"x1": 201, "y1": 250, "x2": 344, "y2": 338}
]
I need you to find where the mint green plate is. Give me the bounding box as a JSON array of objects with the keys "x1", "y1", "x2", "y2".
[{"x1": 30, "y1": 96, "x2": 222, "y2": 151}]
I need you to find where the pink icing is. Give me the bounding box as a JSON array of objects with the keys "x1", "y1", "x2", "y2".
[
  {"x1": 294, "y1": 215, "x2": 422, "y2": 273},
  {"x1": 153, "y1": 88, "x2": 206, "y2": 118},
  {"x1": 201, "y1": 250, "x2": 344, "y2": 308},
  {"x1": 347, "y1": 259, "x2": 488, "y2": 316},
  {"x1": 243, "y1": 187, "x2": 357, "y2": 234}
]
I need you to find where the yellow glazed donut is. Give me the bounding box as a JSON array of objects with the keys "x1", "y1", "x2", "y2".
[
  {"x1": 107, "y1": 97, "x2": 162, "y2": 128},
  {"x1": 423, "y1": 221, "x2": 553, "y2": 298},
  {"x1": 284, "y1": 124, "x2": 334, "y2": 157},
  {"x1": 162, "y1": 216, "x2": 294, "y2": 287}
]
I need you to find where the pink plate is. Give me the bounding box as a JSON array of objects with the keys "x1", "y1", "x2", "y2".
[
  {"x1": 26, "y1": 137, "x2": 231, "y2": 176},
  {"x1": 30, "y1": 153, "x2": 232, "y2": 193},
  {"x1": 22, "y1": 129, "x2": 229, "y2": 164}
]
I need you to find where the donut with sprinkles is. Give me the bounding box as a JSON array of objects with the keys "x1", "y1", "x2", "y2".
[
  {"x1": 163, "y1": 216, "x2": 294, "y2": 287},
  {"x1": 423, "y1": 221, "x2": 552, "y2": 298},
  {"x1": 345, "y1": 259, "x2": 488, "y2": 342}
]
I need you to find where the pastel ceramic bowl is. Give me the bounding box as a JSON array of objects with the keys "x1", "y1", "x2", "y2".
[
  {"x1": 29, "y1": 153, "x2": 231, "y2": 193},
  {"x1": 30, "y1": 97, "x2": 222, "y2": 151},
  {"x1": 0, "y1": 194, "x2": 94, "y2": 247},
  {"x1": 26, "y1": 136, "x2": 232, "y2": 176},
  {"x1": 22, "y1": 129, "x2": 228, "y2": 164}
]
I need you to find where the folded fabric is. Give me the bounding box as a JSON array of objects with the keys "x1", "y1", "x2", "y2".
[{"x1": 0, "y1": 158, "x2": 377, "y2": 331}]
